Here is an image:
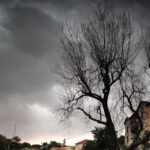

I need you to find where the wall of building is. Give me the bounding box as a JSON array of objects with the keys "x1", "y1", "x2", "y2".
[
  {"x1": 125, "y1": 103, "x2": 150, "y2": 149},
  {"x1": 75, "y1": 144, "x2": 83, "y2": 150},
  {"x1": 125, "y1": 120, "x2": 133, "y2": 146},
  {"x1": 143, "y1": 105, "x2": 150, "y2": 131}
]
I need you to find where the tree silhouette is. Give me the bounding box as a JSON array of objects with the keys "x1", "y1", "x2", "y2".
[{"x1": 58, "y1": 2, "x2": 148, "y2": 150}]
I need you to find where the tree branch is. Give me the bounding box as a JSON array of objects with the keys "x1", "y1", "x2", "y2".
[{"x1": 77, "y1": 107, "x2": 106, "y2": 125}]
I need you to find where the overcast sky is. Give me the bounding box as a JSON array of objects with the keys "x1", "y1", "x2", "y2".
[{"x1": 0, "y1": 0, "x2": 149, "y2": 145}]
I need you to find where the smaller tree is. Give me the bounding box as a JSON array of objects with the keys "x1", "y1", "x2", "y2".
[
  {"x1": 32, "y1": 144, "x2": 41, "y2": 149},
  {"x1": 22, "y1": 142, "x2": 31, "y2": 148},
  {"x1": 11, "y1": 136, "x2": 21, "y2": 143},
  {"x1": 41, "y1": 142, "x2": 48, "y2": 150},
  {"x1": 118, "y1": 136, "x2": 126, "y2": 150},
  {"x1": 93, "y1": 127, "x2": 111, "y2": 149},
  {"x1": 84, "y1": 127, "x2": 111, "y2": 150},
  {"x1": 83, "y1": 140, "x2": 97, "y2": 150},
  {"x1": 84, "y1": 127, "x2": 126, "y2": 150},
  {"x1": 48, "y1": 141, "x2": 61, "y2": 150},
  {"x1": 0, "y1": 135, "x2": 9, "y2": 150},
  {"x1": 62, "y1": 139, "x2": 66, "y2": 147}
]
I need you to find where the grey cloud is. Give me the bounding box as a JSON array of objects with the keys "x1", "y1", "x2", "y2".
[
  {"x1": 0, "y1": 3, "x2": 62, "y2": 97},
  {"x1": 113, "y1": 0, "x2": 150, "y2": 8},
  {"x1": 103, "y1": 0, "x2": 150, "y2": 28},
  {"x1": 4, "y1": 6, "x2": 60, "y2": 56},
  {"x1": 1, "y1": 0, "x2": 149, "y2": 28}
]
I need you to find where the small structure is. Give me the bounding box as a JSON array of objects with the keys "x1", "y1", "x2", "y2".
[
  {"x1": 51, "y1": 146, "x2": 75, "y2": 150},
  {"x1": 75, "y1": 140, "x2": 90, "y2": 150},
  {"x1": 50, "y1": 148, "x2": 64, "y2": 150},
  {"x1": 124, "y1": 101, "x2": 150, "y2": 148},
  {"x1": 50, "y1": 139, "x2": 90, "y2": 150}
]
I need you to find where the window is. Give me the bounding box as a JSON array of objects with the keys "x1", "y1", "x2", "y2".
[
  {"x1": 143, "y1": 113, "x2": 148, "y2": 128},
  {"x1": 127, "y1": 136, "x2": 129, "y2": 143},
  {"x1": 126, "y1": 126, "x2": 129, "y2": 133}
]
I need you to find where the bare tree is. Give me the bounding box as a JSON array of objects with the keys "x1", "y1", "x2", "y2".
[{"x1": 58, "y1": 3, "x2": 144, "y2": 150}]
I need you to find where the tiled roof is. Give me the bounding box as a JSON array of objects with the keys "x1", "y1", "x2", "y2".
[{"x1": 75, "y1": 139, "x2": 90, "y2": 145}]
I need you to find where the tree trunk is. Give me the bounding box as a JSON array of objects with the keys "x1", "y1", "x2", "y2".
[{"x1": 103, "y1": 102, "x2": 120, "y2": 150}]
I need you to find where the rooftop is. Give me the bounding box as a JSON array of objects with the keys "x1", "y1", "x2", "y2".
[
  {"x1": 75, "y1": 139, "x2": 90, "y2": 145},
  {"x1": 124, "y1": 101, "x2": 150, "y2": 125}
]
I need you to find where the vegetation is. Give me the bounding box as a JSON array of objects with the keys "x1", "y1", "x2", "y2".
[
  {"x1": 93, "y1": 127, "x2": 112, "y2": 149},
  {"x1": 0, "y1": 134, "x2": 61, "y2": 150},
  {"x1": 83, "y1": 127, "x2": 126, "y2": 150}
]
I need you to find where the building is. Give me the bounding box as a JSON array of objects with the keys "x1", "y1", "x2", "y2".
[
  {"x1": 124, "y1": 101, "x2": 150, "y2": 148},
  {"x1": 51, "y1": 140, "x2": 90, "y2": 150},
  {"x1": 51, "y1": 146, "x2": 75, "y2": 150},
  {"x1": 75, "y1": 140, "x2": 90, "y2": 150}
]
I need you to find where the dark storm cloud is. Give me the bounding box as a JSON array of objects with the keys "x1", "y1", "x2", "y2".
[
  {"x1": 4, "y1": 5, "x2": 60, "y2": 56},
  {"x1": 109, "y1": 0, "x2": 150, "y2": 28},
  {"x1": 0, "y1": 0, "x2": 149, "y2": 8},
  {"x1": 0, "y1": 5, "x2": 60, "y2": 97},
  {"x1": 113, "y1": 0, "x2": 150, "y2": 8},
  {"x1": 1, "y1": 0, "x2": 149, "y2": 28}
]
